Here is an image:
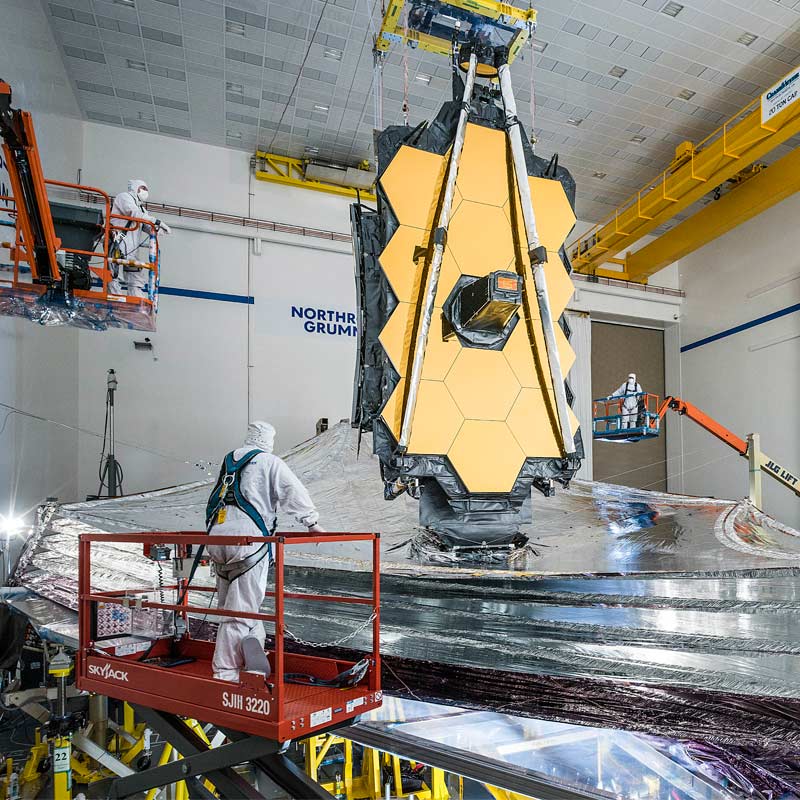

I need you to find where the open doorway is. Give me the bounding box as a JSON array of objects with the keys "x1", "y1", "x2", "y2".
[{"x1": 591, "y1": 322, "x2": 666, "y2": 491}]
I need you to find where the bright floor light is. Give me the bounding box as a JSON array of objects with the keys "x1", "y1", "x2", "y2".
[{"x1": 0, "y1": 514, "x2": 25, "y2": 537}]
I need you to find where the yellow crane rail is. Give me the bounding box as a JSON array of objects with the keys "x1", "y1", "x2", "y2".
[{"x1": 568, "y1": 70, "x2": 800, "y2": 282}]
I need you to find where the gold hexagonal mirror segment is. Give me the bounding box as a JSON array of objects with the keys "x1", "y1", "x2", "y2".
[
  {"x1": 405, "y1": 380, "x2": 464, "y2": 455},
  {"x1": 447, "y1": 420, "x2": 526, "y2": 493},
  {"x1": 502, "y1": 176, "x2": 576, "y2": 254},
  {"x1": 448, "y1": 201, "x2": 515, "y2": 277},
  {"x1": 506, "y1": 388, "x2": 561, "y2": 458},
  {"x1": 445, "y1": 348, "x2": 522, "y2": 421},
  {"x1": 454, "y1": 124, "x2": 511, "y2": 208},
  {"x1": 379, "y1": 146, "x2": 445, "y2": 230},
  {"x1": 378, "y1": 302, "x2": 414, "y2": 378},
  {"x1": 378, "y1": 225, "x2": 428, "y2": 304}
]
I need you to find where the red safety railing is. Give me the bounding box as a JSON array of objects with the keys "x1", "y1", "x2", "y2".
[{"x1": 76, "y1": 530, "x2": 381, "y2": 741}]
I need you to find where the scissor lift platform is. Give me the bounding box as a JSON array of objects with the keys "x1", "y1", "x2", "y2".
[{"x1": 76, "y1": 531, "x2": 382, "y2": 743}]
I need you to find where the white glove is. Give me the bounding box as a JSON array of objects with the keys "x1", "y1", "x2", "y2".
[
  {"x1": 156, "y1": 219, "x2": 172, "y2": 235},
  {"x1": 308, "y1": 523, "x2": 326, "y2": 533}
]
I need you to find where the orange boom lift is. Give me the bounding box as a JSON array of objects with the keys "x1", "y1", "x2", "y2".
[
  {"x1": 0, "y1": 80, "x2": 161, "y2": 327},
  {"x1": 593, "y1": 392, "x2": 799, "y2": 508}
]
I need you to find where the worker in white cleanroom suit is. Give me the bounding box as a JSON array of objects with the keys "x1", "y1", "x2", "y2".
[
  {"x1": 611, "y1": 373, "x2": 643, "y2": 430},
  {"x1": 108, "y1": 179, "x2": 171, "y2": 297},
  {"x1": 205, "y1": 421, "x2": 325, "y2": 682}
]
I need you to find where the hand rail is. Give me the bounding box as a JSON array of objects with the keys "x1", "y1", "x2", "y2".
[
  {"x1": 77, "y1": 530, "x2": 382, "y2": 714},
  {"x1": 1, "y1": 180, "x2": 161, "y2": 301}
]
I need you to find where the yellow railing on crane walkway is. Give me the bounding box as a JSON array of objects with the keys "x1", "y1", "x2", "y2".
[{"x1": 568, "y1": 66, "x2": 800, "y2": 283}]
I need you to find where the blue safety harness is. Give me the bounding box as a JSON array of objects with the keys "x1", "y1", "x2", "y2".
[
  {"x1": 206, "y1": 449, "x2": 272, "y2": 536},
  {"x1": 204, "y1": 449, "x2": 273, "y2": 582}
]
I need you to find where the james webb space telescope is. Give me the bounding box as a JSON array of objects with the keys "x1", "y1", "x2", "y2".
[{"x1": 352, "y1": 2, "x2": 584, "y2": 550}]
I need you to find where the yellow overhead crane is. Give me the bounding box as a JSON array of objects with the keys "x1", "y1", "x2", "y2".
[{"x1": 568, "y1": 66, "x2": 800, "y2": 283}]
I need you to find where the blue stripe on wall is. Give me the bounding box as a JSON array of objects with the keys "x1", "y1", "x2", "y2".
[
  {"x1": 681, "y1": 302, "x2": 800, "y2": 353},
  {"x1": 159, "y1": 286, "x2": 254, "y2": 304},
  {"x1": 0, "y1": 277, "x2": 254, "y2": 305}
]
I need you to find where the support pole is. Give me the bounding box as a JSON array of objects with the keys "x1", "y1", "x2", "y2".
[
  {"x1": 89, "y1": 694, "x2": 108, "y2": 749},
  {"x1": 49, "y1": 650, "x2": 74, "y2": 800},
  {"x1": 748, "y1": 432, "x2": 763, "y2": 509},
  {"x1": 107, "y1": 369, "x2": 118, "y2": 497},
  {"x1": 98, "y1": 369, "x2": 121, "y2": 499},
  {"x1": 397, "y1": 53, "x2": 479, "y2": 452},
  {"x1": 497, "y1": 60, "x2": 575, "y2": 456}
]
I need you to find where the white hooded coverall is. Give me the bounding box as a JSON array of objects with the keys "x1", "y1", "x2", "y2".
[
  {"x1": 207, "y1": 422, "x2": 320, "y2": 682},
  {"x1": 108, "y1": 179, "x2": 158, "y2": 298},
  {"x1": 611, "y1": 374, "x2": 643, "y2": 430}
]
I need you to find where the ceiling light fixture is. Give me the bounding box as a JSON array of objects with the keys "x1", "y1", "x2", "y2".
[
  {"x1": 415, "y1": 73, "x2": 432, "y2": 84},
  {"x1": 661, "y1": 1, "x2": 683, "y2": 16},
  {"x1": 323, "y1": 48, "x2": 342, "y2": 61},
  {"x1": 737, "y1": 32, "x2": 758, "y2": 46},
  {"x1": 226, "y1": 82, "x2": 244, "y2": 95},
  {"x1": 593, "y1": 171, "x2": 607, "y2": 179},
  {"x1": 630, "y1": 134, "x2": 647, "y2": 143},
  {"x1": 677, "y1": 88, "x2": 696, "y2": 100},
  {"x1": 532, "y1": 40, "x2": 548, "y2": 52},
  {"x1": 608, "y1": 65, "x2": 627, "y2": 78},
  {"x1": 137, "y1": 111, "x2": 155, "y2": 121},
  {"x1": 313, "y1": 104, "x2": 329, "y2": 112},
  {"x1": 566, "y1": 117, "x2": 583, "y2": 126},
  {"x1": 227, "y1": 129, "x2": 242, "y2": 139},
  {"x1": 226, "y1": 20, "x2": 246, "y2": 35},
  {"x1": 114, "y1": 0, "x2": 135, "y2": 6},
  {"x1": 305, "y1": 146, "x2": 319, "y2": 154},
  {"x1": 127, "y1": 59, "x2": 147, "y2": 71}
]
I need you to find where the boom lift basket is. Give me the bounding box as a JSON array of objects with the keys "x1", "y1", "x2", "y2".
[
  {"x1": 0, "y1": 81, "x2": 162, "y2": 330},
  {"x1": 0, "y1": 183, "x2": 162, "y2": 331},
  {"x1": 592, "y1": 393, "x2": 662, "y2": 442},
  {"x1": 76, "y1": 530, "x2": 382, "y2": 741}
]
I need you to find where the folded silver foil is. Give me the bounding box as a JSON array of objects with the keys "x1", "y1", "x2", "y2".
[{"x1": 9, "y1": 424, "x2": 800, "y2": 784}]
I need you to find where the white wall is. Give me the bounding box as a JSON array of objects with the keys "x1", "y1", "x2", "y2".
[
  {"x1": 73, "y1": 122, "x2": 358, "y2": 499},
  {"x1": 0, "y1": 107, "x2": 83, "y2": 528},
  {"x1": 0, "y1": 2, "x2": 83, "y2": 555},
  {"x1": 672, "y1": 192, "x2": 800, "y2": 528}
]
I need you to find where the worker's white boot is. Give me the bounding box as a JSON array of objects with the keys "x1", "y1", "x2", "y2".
[{"x1": 242, "y1": 635, "x2": 271, "y2": 677}]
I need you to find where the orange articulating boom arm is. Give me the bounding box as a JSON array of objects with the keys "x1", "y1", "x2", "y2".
[
  {"x1": 657, "y1": 396, "x2": 748, "y2": 455},
  {"x1": 658, "y1": 396, "x2": 800, "y2": 498},
  {"x1": 0, "y1": 80, "x2": 61, "y2": 284}
]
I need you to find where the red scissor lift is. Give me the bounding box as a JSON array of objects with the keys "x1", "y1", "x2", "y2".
[
  {"x1": 0, "y1": 80, "x2": 161, "y2": 331},
  {"x1": 76, "y1": 530, "x2": 381, "y2": 799}
]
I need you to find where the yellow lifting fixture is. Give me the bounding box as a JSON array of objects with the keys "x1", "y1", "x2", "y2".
[
  {"x1": 568, "y1": 65, "x2": 800, "y2": 283},
  {"x1": 375, "y1": 0, "x2": 536, "y2": 66},
  {"x1": 254, "y1": 151, "x2": 378, "y2": 202}
]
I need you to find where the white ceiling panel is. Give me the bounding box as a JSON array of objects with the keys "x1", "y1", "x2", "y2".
[{"x1": 40, "y1": 0, "x2": 800, "y2": 221}]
